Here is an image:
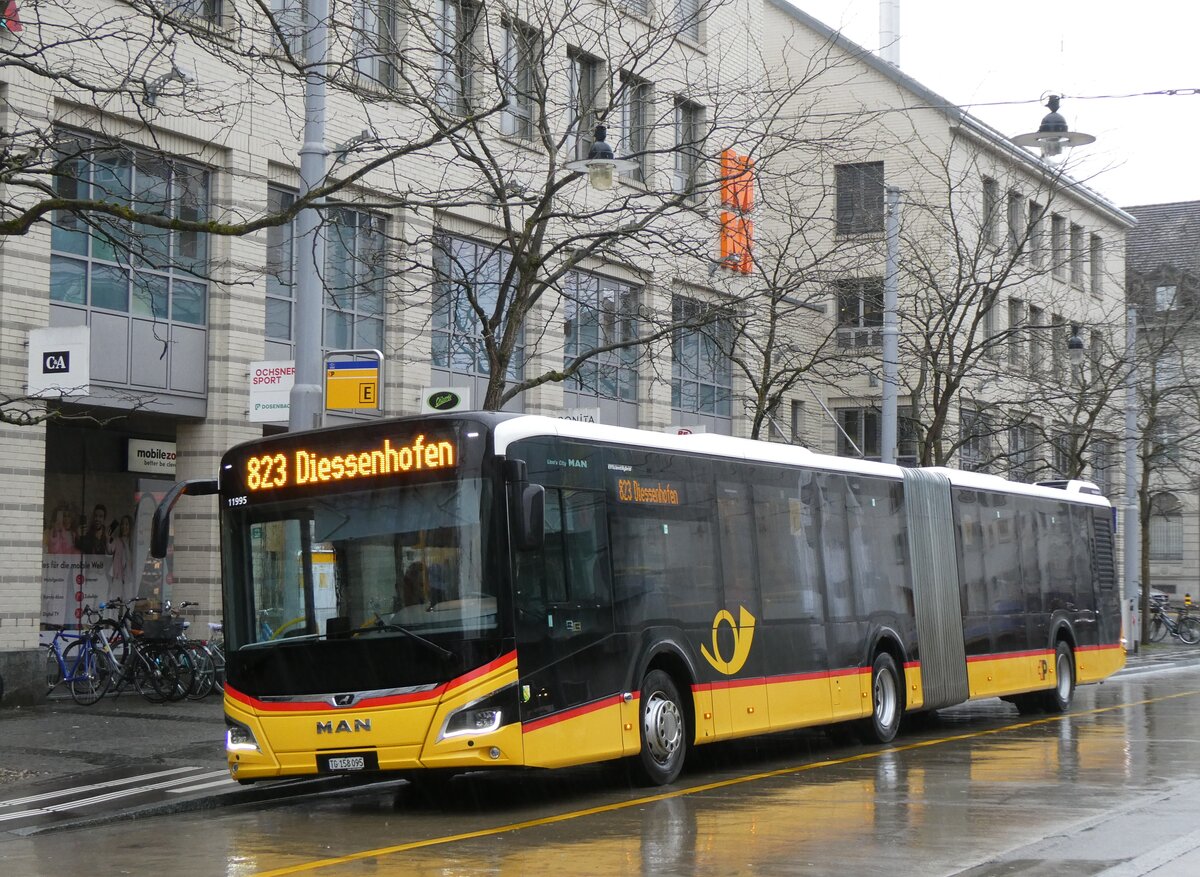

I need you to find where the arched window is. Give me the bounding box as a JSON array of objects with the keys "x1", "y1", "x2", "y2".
[{"x1": 1149, "y1": 492, "x2": 1183, "y2": 561}]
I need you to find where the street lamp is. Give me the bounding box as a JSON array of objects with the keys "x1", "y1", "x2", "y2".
[
  {"x1": 1013, "y1": 95, "x2": 1095, "y2": 160},
  {"x1": 565, "y1": 125, "x2": 639, "y2": 191}
]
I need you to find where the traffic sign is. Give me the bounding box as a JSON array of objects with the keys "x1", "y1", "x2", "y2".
[{"x1": 325, "y1": 359, "x2": 380, "y2": 410}]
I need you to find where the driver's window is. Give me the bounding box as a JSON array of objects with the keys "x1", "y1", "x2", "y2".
[{"x1": 249, "y1": 518, "x2": 309, "y2": 641}]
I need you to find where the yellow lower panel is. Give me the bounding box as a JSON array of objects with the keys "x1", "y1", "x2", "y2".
[
  {"x1": 521, "y1": 700, "x2": 625, "y2": 769},
  {"x1": 967, "y1": 652, "x2": 1049, "y2": 700},
  {"x1": 764, "y1": 676, "x2": 832, "y2": 731},
  {"x1": 1076, "y1": 645, "x2": 1126, "y2": 683},
  {"x1": 904, "y1": 665, "x2": 925, "y2": 711},
  {"x1": 728, "y1": 683, "x2": 771, "y2": 737}
]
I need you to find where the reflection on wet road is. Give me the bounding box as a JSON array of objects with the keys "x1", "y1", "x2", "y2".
[{"x1": 5, "y1": 668, "x2": 1200, "y2": 877}]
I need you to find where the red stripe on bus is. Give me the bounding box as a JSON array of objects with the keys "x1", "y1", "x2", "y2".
[
  {"x1": 224, "y1": 682, "x2": 447, "y2": 712},
  {"x1": 444, "y1": 650, "x2": 517, "y2": 694},
  {"x1": 521, "y1": 693, "x2": 627, "y2": 734}
]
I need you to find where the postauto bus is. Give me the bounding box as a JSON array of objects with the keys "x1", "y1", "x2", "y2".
[{"x1": 153, "y1": 413, "x2": 1125, "y2": 786}]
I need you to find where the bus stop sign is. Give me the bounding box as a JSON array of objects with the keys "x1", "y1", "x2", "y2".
[{"x1": 325, "y1": 358, "x2": 380, "y2": 410}]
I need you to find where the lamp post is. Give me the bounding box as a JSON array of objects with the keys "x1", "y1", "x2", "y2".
[
  {"x1": 1012, "y1": 95, "x2": 1095, "y2": 160},
  {"x1": 880, "y1": 186, "x2": 901, "y2": 465},
  {"x1": 1124, "y1": 306, "x2": 1141, "y2": 652},
  {"x1": 288, "y1": 0, "x2": 330, "y2": 434}
]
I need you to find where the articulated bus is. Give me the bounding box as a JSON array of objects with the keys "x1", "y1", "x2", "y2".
[{"x1": 154, "y1": 413, "x2": 1124, "y2": 786}]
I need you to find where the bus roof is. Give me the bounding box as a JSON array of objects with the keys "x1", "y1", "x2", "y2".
[{"x1": 491, "y1": 414, "x2": 1112, "y2": 508}]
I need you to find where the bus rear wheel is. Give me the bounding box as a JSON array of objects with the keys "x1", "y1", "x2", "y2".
[
  {"x1": 1042, "y1": 641, "x2": 1075, "y2": 713},
  {"x1": 635, "y1": 670, "x2": 687, "y2": 786},
  {"x1": 860, "y1": 653, "x2": 903, "y2": 744}
]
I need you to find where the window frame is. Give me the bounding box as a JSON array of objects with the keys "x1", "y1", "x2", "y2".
[{"x1": 835, "y1": 162, "x2": 885, "y2": 235}]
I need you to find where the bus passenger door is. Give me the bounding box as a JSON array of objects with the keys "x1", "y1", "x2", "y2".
[{"x1": 515, "y1": 488, "x2": 620, "y2": 767}]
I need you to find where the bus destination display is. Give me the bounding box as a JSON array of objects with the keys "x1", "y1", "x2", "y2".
[{"x1": 243, "y1": 435, "x2": 456, "y2": 492}]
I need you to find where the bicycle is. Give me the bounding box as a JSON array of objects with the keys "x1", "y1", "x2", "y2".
[
  {"x1": 43, "y1": 619, "x2": 111, "y2": 705},
  {"x1": 1148, "y1": 599, "x2": 1200, "y2": 644},
  {"x1": 95, "y1": 598, "x2": 188, "y2": 702}
]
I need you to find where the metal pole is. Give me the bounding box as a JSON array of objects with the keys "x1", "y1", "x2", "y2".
[
  {"x1": 880, "y1": 186, "x2": 901, "y2": 464},
  {"x1": 1123, "y1": 305, "x2": 1140, "y2": 652},
  {"x1": 288, "y1": 1, "x2": 330, "y2": 433}
]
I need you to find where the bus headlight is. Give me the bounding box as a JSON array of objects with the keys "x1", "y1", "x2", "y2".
[
  {"x1": 226, "y1": 716, "x2": 260, "y2": 752},
  {"x1": 440, "y1": 685, "x2": 517, "y2": 740}
]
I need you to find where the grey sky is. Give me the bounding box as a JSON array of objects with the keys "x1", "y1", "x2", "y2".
[{"x1": 789, "y1": 0, "x2": 1198, "y2": 209}]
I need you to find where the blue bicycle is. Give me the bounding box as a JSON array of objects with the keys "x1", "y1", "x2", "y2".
[{"x1": 43, "y1": 619, "x2": 112, "y2": 705}]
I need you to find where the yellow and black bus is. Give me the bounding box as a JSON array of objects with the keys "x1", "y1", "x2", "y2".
[{"x1": 154, "y1": 412, "x2": 1125, "y2": 786}]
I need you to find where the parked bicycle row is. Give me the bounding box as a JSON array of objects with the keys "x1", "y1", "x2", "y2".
[
  {"x1": 1148, "y1": 594, "x2": 1200, "y2": 645},
  {"x1": 44, "y1": 598, "x2": 225, "y2": 705}
]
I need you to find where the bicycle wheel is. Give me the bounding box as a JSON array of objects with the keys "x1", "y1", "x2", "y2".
[
  {"x1": 45, "y1": 644, "x2": 63, "y2": 693},
  {"x1": 66, "y1": 636, "x2": 111, "y2": 705},
  {"x1": 131, "y1": 645, "x2": 172, "y2": 703},
  {"x1": 184, "y1": 642, "x2": 215, "y2": 700},
  {"x1": 91, "y1": 619, "x2": 130, "y2": 667},
  {"x1": 164, "y1": 642, "x2": 197, "y2": 701},
  {"x1": 1150, "y1": 615, "x2": 1168, "y2": 642},
  {"x1": 1179, "y1": 617, "x2": 1200, "y2": 645}
]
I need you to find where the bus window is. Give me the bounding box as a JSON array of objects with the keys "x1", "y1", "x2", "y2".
[
  {"x1": 753, "y1": 480, "x2": 823, "y2": 620},
  {"x1": 848, "y1": 477, "x2": 909, "y2": 617},
  {"x1": 815, "y1": 473, "x2": 855, "y2": 620},
  {"x1": 1070, "y1": 507, "x2": 1096, "y2": 613},
  {"x1": 248, "y1": 518, "x2": 312, "y2": 641},
  {"x1": 1042, "y1": 503, "x2": 1074, "y2": 612},
  {"x1": 717, "y1": 481, "x2": 757, "y2": 609},
  {"x1": 540, "y1": 488, "x2": 611, "y2": 606}
]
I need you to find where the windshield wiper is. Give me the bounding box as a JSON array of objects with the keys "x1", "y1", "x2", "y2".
[{"x1": 350, "y1": 617, "x2": 455, "y2": 661}]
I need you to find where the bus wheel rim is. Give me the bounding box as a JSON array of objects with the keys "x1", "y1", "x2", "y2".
[
  {"x1": 644, "y1": 692, "x2": 681, "y2": 764},
  {"x1": 875, "y1": 671, "x2": 897, "y2": 728},
  {"x1": 1056, "y1": 653, "x2": 1071, "y2": 700}
]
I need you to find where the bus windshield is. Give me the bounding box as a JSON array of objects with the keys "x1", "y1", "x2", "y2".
[{"x1": 222, "y1": 478, "x2": 496, "y2": 651}]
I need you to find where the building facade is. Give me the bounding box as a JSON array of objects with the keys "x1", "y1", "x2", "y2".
[{"x1": 0, "y1": 0, "x2": 1136, "y2": 699}]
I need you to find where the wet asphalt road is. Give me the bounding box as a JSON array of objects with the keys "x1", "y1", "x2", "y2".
[{"x1": 3, "y1": 660, "x2": 1200, "y2": 875}]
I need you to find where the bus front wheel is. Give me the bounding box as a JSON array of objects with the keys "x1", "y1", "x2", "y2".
[
  {"x1": 861, "y1": 653, "x2": 903, "y2": 744},
  {"x1": 635, "y1": 670, "x2": 687, "y2": 786},
  {"x1": 1042, "y1": 642, "x2": 1075, "y2": 713}
]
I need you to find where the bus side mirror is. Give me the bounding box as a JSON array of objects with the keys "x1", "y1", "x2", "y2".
[
  {"x1": 504, "y1": 459, "x2": 544, "y2": 552},
  {"x1": 151, "y1": 478, "x2": 218, "y2": 558},
  {"x1": 515, "y1": 484, "x2": 545, "y2": 552}
]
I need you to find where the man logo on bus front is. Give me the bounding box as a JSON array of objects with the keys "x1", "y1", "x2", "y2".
[{"x1": 700, "y1": 606, "x2": 756, "y2": 675}]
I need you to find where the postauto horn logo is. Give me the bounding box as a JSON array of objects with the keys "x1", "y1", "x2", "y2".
[
  {"x1": 700, "y1": 606, "x2": 756, "y2": 675},
  {"x1": 426, "y1": 390, "x2": 462, "y2": 411}
]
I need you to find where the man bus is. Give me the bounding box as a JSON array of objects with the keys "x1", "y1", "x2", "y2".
[{"x1": 153, "y1": 413, "x2": 1124, "y2": 787}]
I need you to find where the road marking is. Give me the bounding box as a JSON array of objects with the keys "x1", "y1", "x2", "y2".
[
  {"x1": 254, "y1": 686, "x2": 1200, "y2": 876},
  {"x1": 0, "y1": 766, "x2": 203, "y2": 809},
  {"x1": 168, "y1": 777, "x2": 237, "y2": 794},
  {"x1": 0, "y1": 769, "x2": 229, "y2": 823}
]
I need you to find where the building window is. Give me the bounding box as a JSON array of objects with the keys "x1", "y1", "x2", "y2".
[
  {"x1": 1028, "y1": 201, "x2": 1045, "y2": 266},
  {"x1": 271, "y1": 0, "x2": 305, "y2": 55},
  {"x1": 567, "y1": 50, "x2": 603, "y2": 161},
  {"x1": 1051, "y1": 214, "x2": 1066, "y2": 278},
  {"x1": 1152, "y1": 416, "x2": 1181, "y2": 465},
  {"x1": 1051, "y1": 312, "x2": 1064, "y2": 379},
  {"x1": 1149, "y1": 492, "x2": 1183, "y2": 561},
  {"x1": 959, "y1": 406, "x2": 995, "y2": 472},
  {"x1": 432, "y1": 236, "x2": 524, "y2": 380},
  {"x1": 835, "y1": 162, "x2": 884, "y2": 235},
  {"x1": 835, "y1": 407, "x2": 917, "y2": 465},
  {"x1": 352, "y1": 0, "x2": 400, "y2": 86},
  {"x1": 617, "y1": 73, "x2": 651, "y2": 183},
  {"x1": 980, "y1": 294, "x2": 1000, "y2": 361},
  {"x1": 1070, "y1": 223, "x2": 1085, "y2": 287},
  {"x1": 673, "y1": 0, "x2": 701, "y2": 42},
  {"x1": 673, "y1": 98, "x2": 704, "y2": 199},
  {"x1": 1155, "y1": 284, "x2": 1178, "y2": 312},
  {"x1": 1006, "y1": 190, "x2": 1023, "y2": 254},
  {"x1": 1091, "y1": 438, "x2": 1113, "y2": 497},
  {"x1": 1028, "y1": 305, "x2": 1044, "y2": 376},
  {"x1": 500, "y1": 19, "x2": 540, "y2": 139},
  {"x1": 1089, "y1": 233, "x2": 1103, "y2": 294},
  {"x1": 1007, "y1": 298, "x2": 1024, "y2": 370},
  {"x1": 835, "y1": 277, "x2": 883, "y2": 348},
  {"x1": 1008, "y1": 424, "x2": 1037, "y2": 482},
  {"x1": 50, "y1": 133, "x2": 209, "y2": 326},
  {"x1": 982, "y1": 177, "x2": 999, "y2": 246},
  {"x1": 1052, "y1": 429, "x2": 1080, "y2": 477},
  {"x1": 672, "y1": 296, "x2": 732, "y2": 418},
  {"x1": 265, "y1": 186, "x2": 296, "y2": 341},
  {"x1": 564, "y1": 272, "x2": 639, "y2": 401},
  {"x1": 323, "y1": 208, "x2": 385, "y2": 351},
  {"x1": 434, "y1": 0, "x2": 478, "y2": 114},
  {"x1": 790, "y1": 400, "x2": 805, "y2": 443}
]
